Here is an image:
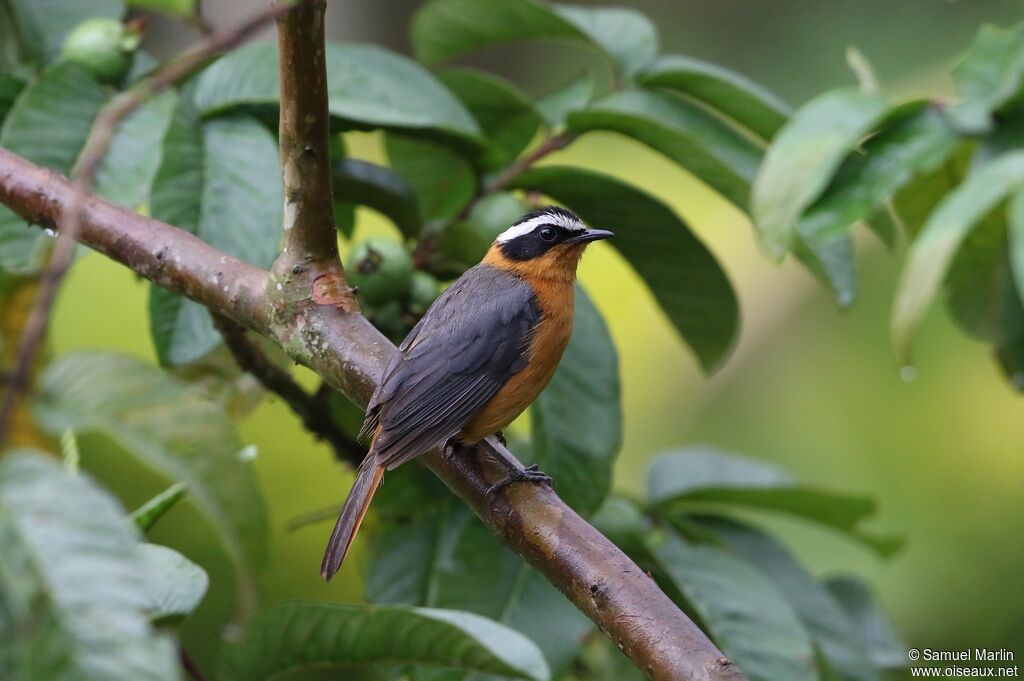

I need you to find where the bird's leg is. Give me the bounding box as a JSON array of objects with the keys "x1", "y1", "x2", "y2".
[
  {"x1": 495, "y1": 430, "x2": 507, "y2": 446},
  {"x1": 482, "y1": 435, "x2": 552, "y2": 495}
]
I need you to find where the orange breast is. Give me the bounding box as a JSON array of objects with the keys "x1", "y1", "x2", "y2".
[{"x1": 460, "y1": 261, "x2": 576, "y2": 442}]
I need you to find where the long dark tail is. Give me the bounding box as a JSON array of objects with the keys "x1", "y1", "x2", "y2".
[{"x1": 320, "y1": 453, "x2": 385, "y2": 580}]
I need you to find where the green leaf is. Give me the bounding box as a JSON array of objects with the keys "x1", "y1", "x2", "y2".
[
  {"x1": 891, "y1": 151, "x2": 1024, "y2": 363},
  {"x1": 638, "y1": 55, "x2": 791, "y2": 140},
  {"x1": 217, "y1": 601, "x2": 550, "y2": 681},
  {"x1": 366, "y1": 500, "x2": 591, "y2": 678},
  {"x1": 513, "y1": 166, "x2": 738, "y2": 371},
  {"x1": 0, "y1": 451, "x2": 178, "y2": 681},
  {"x1": 995, "y1": 332, "x2": 1024, "y2": 390},
  {"x1": 439, "y1": 68, "x2": 542, "y2": 169},
  {"x1": 96, "y1": 89, "x2": 177, "y2": 208},
  {"x1": 697, "y1": 517, "x2": 881, "y2": 681},
  {"x1": 32, "y1": 351, "x2": 268, "y2": 591},
  {"x1": 385, "y1": 134, "x2": 477, "y2": 225},
  {"x1": 947, "y1": 22, "x2": 1024, "y2": 133},
  {"x1": 440, "y1": 192, "x2": 527, "y2": 272},
  {"x1": 793, "y1": 236, "x2": 859, "y2": 308},
  {"x1": 0, "y1": 62, "x2": 106, "y2": 275},
  {"x1": 127, "y1": 0, "x2": 197, "y2": 17},
  {"x1": 4, "y1": 0, "x2": 125, "y2": 64},
  {"x1": 825, "y1": 576, "x2": 906, "y2": 670},
  {"x1": 799, "y1": 103, "x2": 958, "y2": 243},
  {"x1": 944, "y1": 208, "x2": 1024, "y2": 344},
  {"x1": 412, "y1": 0, "x2": 658, "y2": 76},
  {"x1": 138, "y1": 543, "x2": 208, "y2": 624},
  {"x1": 567, "y1": 88, "x2": 762, "y2": 209},
  {"x1": 530, "y1": 285, "x2": 620, "y2": 516},
  {"x1": 333, "y1": 158, "x2": 421, "y2": 238},
  {"x1": 194, "y1": 42, "x2": 480, "y2": 144},
  {"x1": 646, "y1": 448, "x2": 896, "y2": 554},
  {"x1": 752, "y1": 88, "x2": 890, "y2": 257},
  {"x1": 148, "y1": 88, "x2": 281, "y2": 366},
  {"x1": 647, "y1": 532, "x2": 817, "y2": 681},
  {"x1": 1009, "y1": 190, "x2": 1024, "y2": 303},
  {"x1": 535, "y1": 72, "x2": 594, "y2": 127},
  {"x1": 890, "y1": 142, "x2": 974, "y2": 238},
  {"x1": 131, "y1": 482, "x2": 188, "y2": 533},
  {"x1": 0, "y1": 73, "x2": 24, "y2": 123},
  {"x1": 61, "y1": 428, "x2": 80, "y2": 474}
]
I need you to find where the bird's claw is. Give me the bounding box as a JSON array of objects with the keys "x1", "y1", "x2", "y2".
[{"x1": 488, "y1": 464, "x2": 552, "y2": 495}]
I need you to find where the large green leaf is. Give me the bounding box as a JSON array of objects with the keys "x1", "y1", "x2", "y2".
[
  {"x1": 366, "y1": 498, "x2": 591, "y2": 679},
  {"x1": 825, "y1": 577, "x2": 906, "y2": 670},
  {"x1": 947, "y1": 22, "x2": 1024, "y2": 133},
  {"x1": 32, "y1": 352, "x2": 268, "y2": 588},
  {"x1": 698, "y1": 517, "x2": 880, "y2": 681},
  {"x1": 217, "y1": 601, "x2": 550, "y2": 681},
  {"x1": 891, "y1": 151, "x2": 1024, "y2": 362},
  {"x1": 95, "y1": 90, "x2": 177, "y2": 209},
  {"x1": 333, "y1": 158, "x2": 421, "y2": 238},
  {"x1": 567, "y1": 88, "x2": 762, "y2": 209},
  {"x1": 0, "y1": 451, "x2": 178, "y2": 681},
  {"x1": 194, "y1": 42, "x2": 480, "y2": 144},
  {"x1": 638, "y1": 55, "x2": 791, "y2": 140},
  {"x1": 385, "y1": 134, "x2": 477, "y2": 225},
  {"x1": 648, "y1": 532, "x2": 817, "y2": 681},
  {"x1": 4, "y1": 0, "x2": 125, "y2": 64},
  {"x1": 412, "y1": 0, "x2": 658, "y2": 76},
  {"x1": 138, "y1": 543, "x2": 208, "y2": 624},
  {"x1": 535, "y1": 72, "x2": 594, "y2": 126},
  {"x1": 513, "y1": 166, "x2": 738, "y2": 371},
  {"x1": 752, "y1": 88, "x2": 890, "y2": 257},
  {"x1": 646, "y1": 449, "x2": 895, "y2": 554},
  {"x1": 530, "y1": 285, "x2": 620, "y2": 516},
  {"x1": 944, "y1": 209, "x2": 1024, "y2": 344},
  {"x1": 799, "y1": 103, "x2": 958, "y2": 243},
  {"x1": 148, "y1": 89, "x2": 281, "y2": 366},
  {"x1": 439, "y1": 68, "x2": 541, "y2": 169},
  {"x1": 0, "y1": 61, "x2": 106, "y2": 274}
]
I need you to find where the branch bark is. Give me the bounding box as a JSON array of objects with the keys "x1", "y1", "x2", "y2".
[
  {"x1": 0, "y1": 146, "x2": 746, "y2": 681},
  {"x1": 273, "y1": 0, "x2": 345, "y2": 273}
]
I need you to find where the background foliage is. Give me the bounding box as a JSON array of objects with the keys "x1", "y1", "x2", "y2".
[{"x1": 2, "y1": 0, "x2": 1023, "y2": 680}]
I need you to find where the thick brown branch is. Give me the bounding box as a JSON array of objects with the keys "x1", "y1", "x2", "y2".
[
  {"x1": 213, "y1": 314, "x2": 364, "y2": 467},
  {"x1": 0, "y1": 148, "x2": 746, "y2": 681},
  {"x1": 0, "y1": 0, "x2": 312, "y2": 444},
  {"x1": 274, "y1": 0, "x2": 344, "y2": 271}
]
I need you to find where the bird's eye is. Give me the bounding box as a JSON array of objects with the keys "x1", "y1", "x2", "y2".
[{"x1": 538, "y1": 227, "x2": 557, "y2": 242}]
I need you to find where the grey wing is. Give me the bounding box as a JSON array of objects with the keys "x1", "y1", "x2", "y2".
[{"x1": 359, "y1": 266, "x2": 539, "y2": 469}]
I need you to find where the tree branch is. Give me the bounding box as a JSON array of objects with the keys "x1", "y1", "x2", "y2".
[
  {"x1": 0, "y1": 0, "x2": 313, "y2": 444},
  {"x1": 212, "y1": 313, "x2": 364, "y2": 467},
  {"x1": 273, "y1": 0, "x2": 345, "y2": 272},
  {"x1": 0, "y1": 146, "x2": 746, "y2": 681}
]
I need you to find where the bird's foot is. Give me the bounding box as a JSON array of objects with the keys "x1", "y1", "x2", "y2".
[
  {"x1": 495, "y1": 430, "x2": 507, "y2": 446},
  {"x1": 488, "y1": 464, "x2": 553, "y2": 496}
]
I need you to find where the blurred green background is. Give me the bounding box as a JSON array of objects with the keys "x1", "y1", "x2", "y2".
[{"x1": 52, "y1": 0, "x2": 1024, "y2": 670}]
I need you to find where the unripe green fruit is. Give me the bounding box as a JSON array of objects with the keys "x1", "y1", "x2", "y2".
[
  {"x1": 408, "y1": 271, "x2": 441, "y2": 314},
  {"x1": 368, "y1": 301, "x2": 407, "y2": 344},
  {"x1": 348, "y1": 238, "x2": 413, "y2": 305},
  {"x1": 61, "y1": 19, "x2": 137, "y2": 84}
]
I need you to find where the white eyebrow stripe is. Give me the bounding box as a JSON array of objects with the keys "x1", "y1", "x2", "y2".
[{"x1": 495, "y1": 212, "x2": 585, "y2": 243}]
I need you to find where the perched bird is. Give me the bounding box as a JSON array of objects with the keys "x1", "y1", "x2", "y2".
[{"x1": 321, "y1": 206, "x2": 612, "y2": 579}]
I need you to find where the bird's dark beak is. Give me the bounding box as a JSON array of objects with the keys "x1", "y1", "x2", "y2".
[{"x1": 566, "y1": 228, "x2": 614, "y2": 244}]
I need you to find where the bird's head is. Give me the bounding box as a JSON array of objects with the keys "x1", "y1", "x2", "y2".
[{"x1": 483, "y1": 206, "x2": 614, "y2": 281}]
